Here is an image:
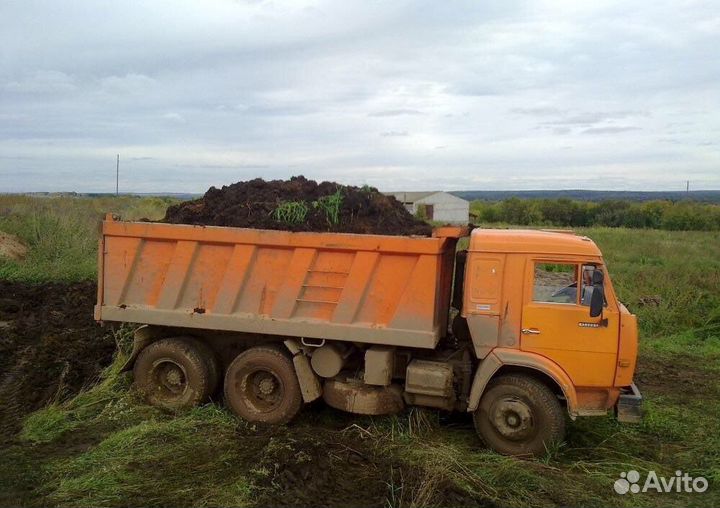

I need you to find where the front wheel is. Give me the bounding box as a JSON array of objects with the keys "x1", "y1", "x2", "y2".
[
  {"x1": 224, "y1": 345, "x2": 302, "y2": 425},
  {"x1": 473, "y1": 374, "x2": 565, "y2": 456}
]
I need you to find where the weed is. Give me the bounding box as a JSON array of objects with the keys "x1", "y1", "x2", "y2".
[
  {"x1": 313, "y1": 189, "x2": 343, "y2": 225},
  {"x1": 273, "y1": 200, "x2": 308, "y2": 224}
]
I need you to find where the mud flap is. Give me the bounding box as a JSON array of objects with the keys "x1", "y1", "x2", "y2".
[
  {"x1": 616, "y1": 382, "x2": 643, "y2": 423},
  {"x1": 284, "y1": 339, "x2": 322, "y2": 403}
]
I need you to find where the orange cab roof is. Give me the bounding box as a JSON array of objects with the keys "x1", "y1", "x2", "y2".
[{"x1": 469, "y1": 228, "x2": 602, "y2": 257}]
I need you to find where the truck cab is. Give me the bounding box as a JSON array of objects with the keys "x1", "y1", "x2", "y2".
[{"x1": 459, "y1": 229, "x2": 641, "y2": 454}]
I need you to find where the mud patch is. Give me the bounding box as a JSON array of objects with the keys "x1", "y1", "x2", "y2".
[
  {"x1": 635, "y1": 351, "x2": 720, "y2": 402},
  {"x1": 161, "y1": 176, "x2": 433, "y2": 236},
  {"x1": 0, "y1": 281, "x2": 115, "y2": 439},
  {"x1": 243, "y1": 420, "x2": 491, "y2": 508},
  {"x1": 0, "y1": 231, "x2": 28, "y2": 261}
]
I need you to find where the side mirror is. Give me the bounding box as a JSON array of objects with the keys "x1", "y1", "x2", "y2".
[{"x1": 589, "y1": 270, "x2": 605, "y2": 318}]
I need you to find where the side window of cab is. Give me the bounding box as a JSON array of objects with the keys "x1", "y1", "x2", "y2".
[{"x1": 533, "y1": 263, "x2": 578, "y2": 304}]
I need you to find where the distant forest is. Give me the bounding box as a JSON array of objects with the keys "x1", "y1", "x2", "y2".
[
  {"x1": 453, "y1": 190, "x2": 720, "y2": 203},
  {"x1": 470, "y1": 198, "x2": 720, "y2": 231}
]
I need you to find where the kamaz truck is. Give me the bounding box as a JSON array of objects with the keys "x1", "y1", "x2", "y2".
[{"x1": 95, "y1": 216, "x2": 641, "y2": 456}]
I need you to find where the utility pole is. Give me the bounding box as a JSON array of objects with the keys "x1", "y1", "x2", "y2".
[
  {"x1": 116, "y1": 154, "x2": 120, "y2": 196},
  {"x1": 686, "y1": 180, "x2": 690, "y2": 193}
]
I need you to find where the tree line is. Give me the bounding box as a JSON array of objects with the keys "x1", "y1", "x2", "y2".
[{"x1": 471, "y1": 198, "x2": 720, "y2": 231}]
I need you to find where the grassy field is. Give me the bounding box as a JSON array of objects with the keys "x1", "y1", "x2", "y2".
[
  {"x1": 0, "y1": 196, "x2": 718, "y2": 507},
  {"x1": 0, "y1": 195, "x2": 174, "y2": 282}
]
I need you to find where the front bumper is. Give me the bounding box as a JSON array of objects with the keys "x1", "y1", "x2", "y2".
[{"x1": 616, "y1": 382, "x2": 643, "y2": 423}]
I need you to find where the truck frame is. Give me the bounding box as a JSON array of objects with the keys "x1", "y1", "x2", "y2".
[{"x1": 95, "y1": 215, "x2": 642, "y2": 456}]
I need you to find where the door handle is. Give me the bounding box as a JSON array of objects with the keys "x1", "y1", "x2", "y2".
[{"x1": 522, "y1": 328, "x2": 541, "y2": 335}]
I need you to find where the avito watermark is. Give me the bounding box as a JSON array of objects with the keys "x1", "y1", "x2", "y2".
[{"x1": 614, "y1": 470, "x2": 708, "y2": 495}]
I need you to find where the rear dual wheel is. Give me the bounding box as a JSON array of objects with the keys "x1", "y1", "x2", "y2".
[
  {"x1": 223, "y1": 345, "x2": 303, "y2": 425},
  {"x1": 133, "y1": 336, "x2": 219, "y2": 410},
  {"x1": 135, "y1": 339, "x2": 303, "y2": 424}
]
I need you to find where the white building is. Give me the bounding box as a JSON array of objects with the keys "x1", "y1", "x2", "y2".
[{"x1": 386, "y1": 191, "x2": 469, "y2": 224}]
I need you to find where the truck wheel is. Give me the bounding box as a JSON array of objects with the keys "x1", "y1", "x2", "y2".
[
  {"x1": 188, "y1": 337, "x2": 220, "y2": 397},
  {"x1": 473, "y1": 374, "x2": 565, "y2": 457},
  {"x1": 133, "y1": 337, "x2": 217, "y2": 410},
  {"x1": 224, "y1": 345, "x2": 302, "y2": 425}
]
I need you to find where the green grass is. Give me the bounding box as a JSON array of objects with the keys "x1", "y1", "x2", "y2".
[
  {"x1": 1, "y1": 197, "x2": 719, "y2": 507},
  {"x1": 273, "y1": 200, "x2": 309, "y2": 224},
  {"x1": 583, "y1": 227, "x2": 720, "y2": 338},
  {"x1": 313, "y1": 188, "x2": 343, "y2": 225},
  {"x1": 0, "y1": 195, "x2": 173, "y2": 282},
  {"x1": 46, "y1": 407, "x2": 253, "y2": 508}
]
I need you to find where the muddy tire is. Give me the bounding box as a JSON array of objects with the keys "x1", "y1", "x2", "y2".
[
  {"x1": 133, "y1": 337, "x2": 217, "y2": 410},
  {"x1": 190, "y1": 338, "x2": 220, "y2": 397},
  {"x1": 473, "y1": 374, "x2": 565, "y2": 457},
  {"x1": 224, "y1": 345, "x2": 302, "y2": 425}
]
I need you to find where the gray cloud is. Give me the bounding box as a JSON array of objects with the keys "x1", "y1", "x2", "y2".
[{"x1": 1, "y1": 0, "x2": 719, "y2": 192}]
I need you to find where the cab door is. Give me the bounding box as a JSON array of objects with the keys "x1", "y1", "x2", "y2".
[{"x1": 520, "y1": 259, "x2": 619, "y2": 387}]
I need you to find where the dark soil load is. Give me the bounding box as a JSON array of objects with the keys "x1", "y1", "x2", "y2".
[
  {"x1": 161, "y1": 176, "x2": 433, "y2": 236},
  {"x1": 0, "y1": 281, "x2": 115, "y2": 439}
]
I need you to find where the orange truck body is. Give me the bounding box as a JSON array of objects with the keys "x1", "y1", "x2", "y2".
[
  {"x1": 95, "y1": 216, "x2": 461, "y2": 348},
  {"x1": 96, "y1": 215, "x2": 641, "y2": 437}
]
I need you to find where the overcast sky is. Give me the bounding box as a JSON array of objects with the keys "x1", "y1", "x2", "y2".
[{"x1": 1, "y1": 0, "x2": 719, "y2": 193}]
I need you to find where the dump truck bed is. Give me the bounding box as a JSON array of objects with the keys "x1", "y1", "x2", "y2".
[{"x1": 95, "y1": 217, "x2": 464, "y2": 348}]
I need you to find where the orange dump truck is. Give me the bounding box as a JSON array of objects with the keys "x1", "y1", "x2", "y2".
[{"x1": 96, "y1": 215, "x2": 641, "y2": 455}]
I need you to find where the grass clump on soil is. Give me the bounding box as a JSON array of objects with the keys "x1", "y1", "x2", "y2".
[
  {"x1": 313, "y1": 188, "x2": 343, "y2": 225},
  {"x1": 273, "y1": 200, "x2": 309, "y2": 224},
  {"x1": 272, "y1": 188, "x2": 344, "y2": 227}
]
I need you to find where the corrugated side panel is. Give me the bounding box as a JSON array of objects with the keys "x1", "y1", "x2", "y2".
[{"x1": 98, "y1": 220, "x2": 454, "y2": 348}]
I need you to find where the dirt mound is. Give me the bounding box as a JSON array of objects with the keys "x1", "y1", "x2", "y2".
[
  {"x1": 0, "y1": 232, "x2": 28, "y2": 261},
  {"x1": 161, "y1": 176, "x2": 433, "y2": 236},
  {"x1": 0, "y1": 281, "x2": 115, "y2": 439}
]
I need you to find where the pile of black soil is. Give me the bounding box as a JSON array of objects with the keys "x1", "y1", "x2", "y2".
[
  {"x1": 0, "y1": 281, "x2": 115, "y2": 439},
  {"x1": 161, "y1": 176, "x2": 433, "y2": 236}
]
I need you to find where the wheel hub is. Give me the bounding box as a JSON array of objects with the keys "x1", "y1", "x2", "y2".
[
  {"x1": 165, "y1": 367, "x2": 183, "y2": 386},
  {"x1": 151, "y1": 359, "x2": 188, "y2": 397},
  {"x1": 490, "y1": 397, "x2": 534, "y2": 441},
  {"x1": 244, "y1": 369, "x2": 283, "y2": 410},
  {"x1": 258, "y1": 376, "x2": 277, "y2": 395}
]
